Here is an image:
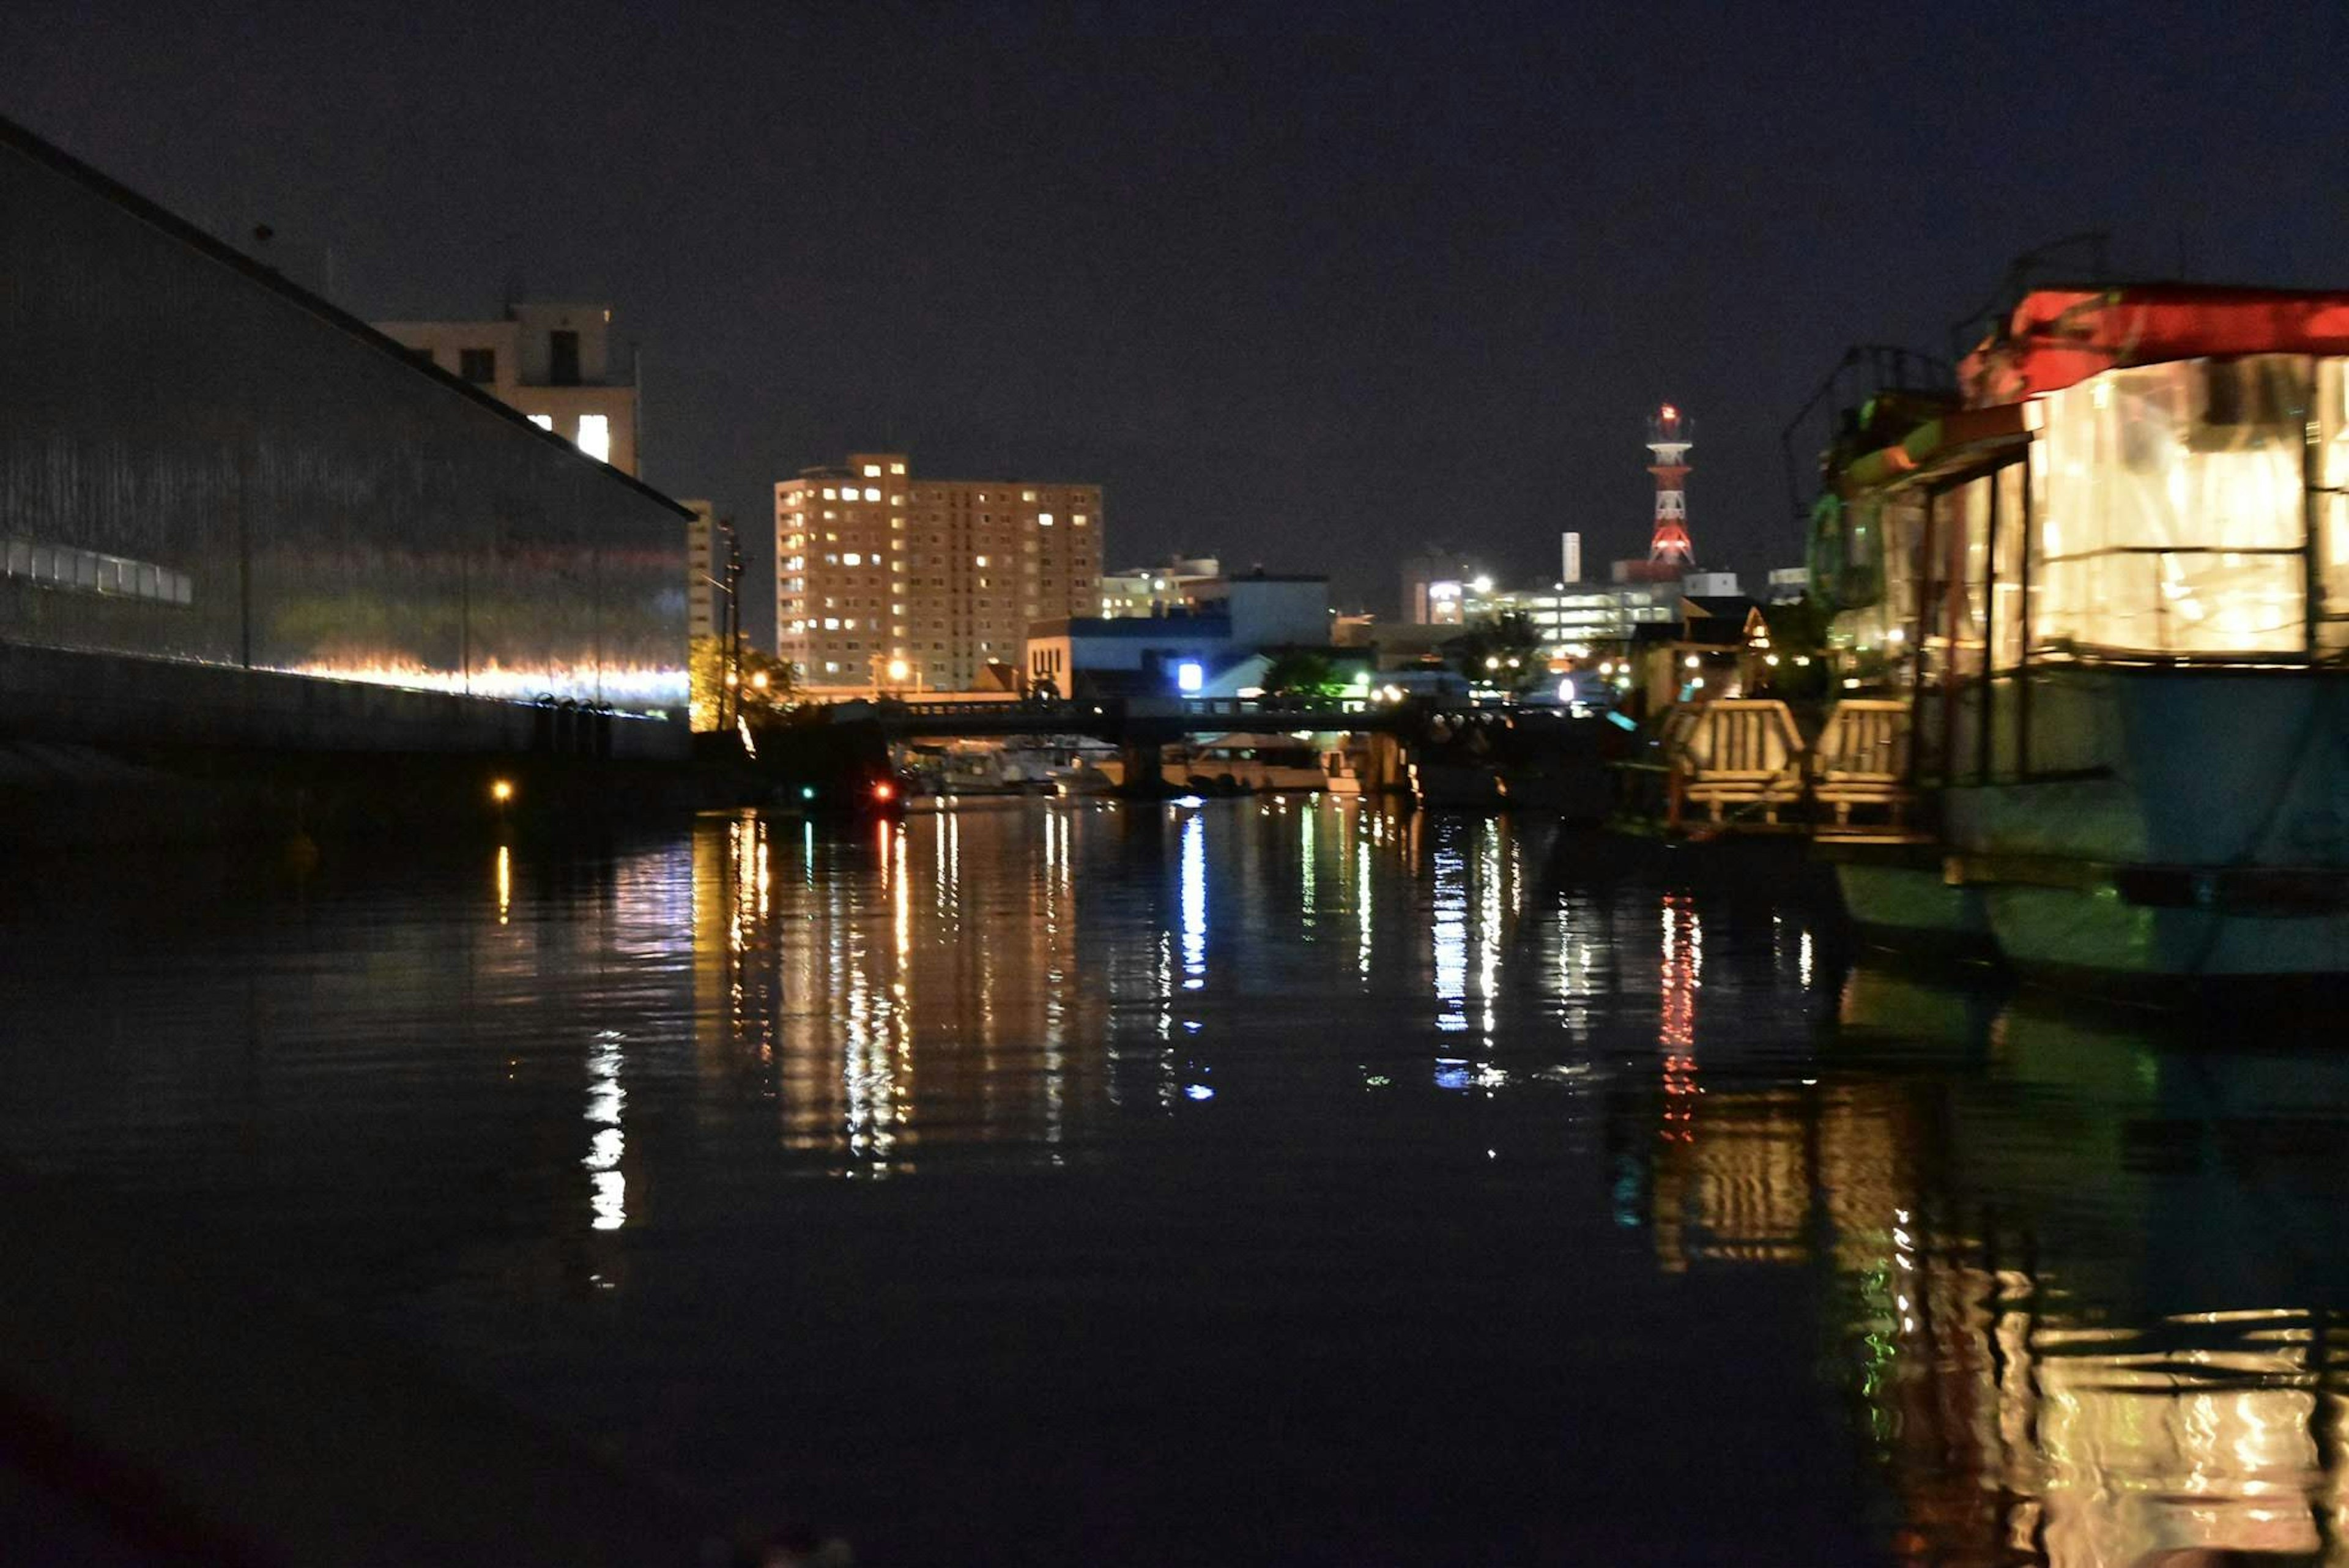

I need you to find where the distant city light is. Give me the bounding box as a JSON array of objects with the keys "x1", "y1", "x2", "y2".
[
  {"x1": 1176, "y1": 660, "x2": 1204, "y2": 693},
  {"x1": 1471, "y1": 574, "x2": 1494, "y2": 595},
  {"x1": 885, "y1": 658, "x2": 910, "y2": 682},
  {"x1": 1556, "y1": 676, "x2": 1576, "y2": 704},
  {"x1": 489, "y1": 778, "x2": 515, "y2": 804}
]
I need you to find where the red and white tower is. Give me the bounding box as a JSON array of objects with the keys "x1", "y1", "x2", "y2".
[{"x1": 1646, "y1": 404, "x2": 1696, "y2": 566}]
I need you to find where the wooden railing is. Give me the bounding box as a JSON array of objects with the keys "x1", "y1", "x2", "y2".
[
  {"x1": 1810, "y1": 699, "x2": 1913, "y2": 828},
  {"x1": 1628, "y1": 698, "x2": 1917, "y2": 834},
  {"x1": 1661, "y1": 700, "x2": 1808, "y2": 827}
]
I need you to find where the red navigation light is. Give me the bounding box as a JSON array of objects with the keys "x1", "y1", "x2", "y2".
[{"x1": 872, "y1": 779, "x2": 896, "y2": 803}]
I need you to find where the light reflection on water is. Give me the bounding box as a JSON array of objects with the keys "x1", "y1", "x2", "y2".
[{"x1": 1, "y1": 799, "x2": 2347, "y2": 1564}]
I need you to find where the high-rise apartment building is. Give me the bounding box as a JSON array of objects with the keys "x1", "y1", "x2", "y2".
[
  {"x1": 374, "y1": 302, "x2": 639, "y2": 475},
  {"x1": 776, "y1": 453, "x2": 1101, "y2": 691}
]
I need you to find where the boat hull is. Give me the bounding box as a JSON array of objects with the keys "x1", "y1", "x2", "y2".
[
  {"x1": 1820, "y1": 668, "x2": 2349, "y2": 986},
  {"x1": 1832, "y1": 859, "x2": 1995, "y2": 957}
]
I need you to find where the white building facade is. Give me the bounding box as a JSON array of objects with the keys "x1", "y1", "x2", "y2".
[{"x1": 374, "y1": 302, "x2": 639, "y2": 477}]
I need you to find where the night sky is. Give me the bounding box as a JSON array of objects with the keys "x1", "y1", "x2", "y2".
[{"x1": 6, "y1": 2, "x2": 2347, "y2": 637}]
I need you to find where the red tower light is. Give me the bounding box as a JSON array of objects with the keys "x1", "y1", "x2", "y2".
[{"x1": 1645, "y1": 406, "x2": 1696, "y2": 567}]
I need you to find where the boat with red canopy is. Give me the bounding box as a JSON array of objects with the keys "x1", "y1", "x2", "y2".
[{"x1": 1805, "y1": 281, "x2": 2349, "y2": 989}]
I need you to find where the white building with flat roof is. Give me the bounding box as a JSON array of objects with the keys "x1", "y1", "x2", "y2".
[{"x1": 374, "y1": 301, "x2": 639, "y2": 476}]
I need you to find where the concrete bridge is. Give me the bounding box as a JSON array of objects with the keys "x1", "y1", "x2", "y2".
[
  {"x1": 847, "y1": 694, "x2": 1418, "y2": 741},
  {"x1": 817, "y1": 693, "x2": 1560, "y2": 796}
]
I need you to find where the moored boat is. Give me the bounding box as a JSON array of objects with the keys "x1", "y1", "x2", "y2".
[{"x1": 1802, "y1": 281, "x2": 2349, "y2": 989}]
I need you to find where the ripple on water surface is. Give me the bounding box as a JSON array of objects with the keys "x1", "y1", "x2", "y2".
[{"x1": 3, "y1": 798, "x2": 2347, "y2": 1564}]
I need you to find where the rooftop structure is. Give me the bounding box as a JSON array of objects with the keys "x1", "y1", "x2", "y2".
[
  {"x1": 374, "y1": 302, "x2": 640, "y2": 477},
  {"x1": 1100, "y1": 556, "x2": 1221, "y2": 619}
]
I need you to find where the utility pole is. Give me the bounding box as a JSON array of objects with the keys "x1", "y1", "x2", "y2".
[{"x1": 719, "y1": 515, "x2": 744, "y2": 734}]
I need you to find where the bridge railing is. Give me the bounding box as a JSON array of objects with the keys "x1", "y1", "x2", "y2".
[{"x1": 853, "y1": 695, "x2": 1397, "y2": 730}]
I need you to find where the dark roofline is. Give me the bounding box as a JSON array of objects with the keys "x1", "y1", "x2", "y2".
[
  {"x1": 1030, "y1": 615, "x2": 1234, "y2": 639},
  {"x1": 0, "y1": 110, "x2": 691, "y2": 521},
  {"x1": 2032, "y1": 278, "x2": 2349, "y2": 303}
]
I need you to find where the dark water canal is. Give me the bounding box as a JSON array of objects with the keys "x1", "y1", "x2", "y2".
[{"x1": 4, "y1": 798, "x2": 2347, "y2": 1565}]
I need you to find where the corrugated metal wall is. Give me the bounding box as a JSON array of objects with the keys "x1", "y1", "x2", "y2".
[{"x1": 0, "y1": 127, "x2": 687, "y2": 716}]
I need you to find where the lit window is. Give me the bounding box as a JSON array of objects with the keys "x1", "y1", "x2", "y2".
[
  {"x1": 823, "y1": 617, "x2": 841, "y2": 630},
  {"x1": 1022, "y1": 490, "x2": 1037, "y2": 501},
  {"x1": 844, "y1": 552, "x2": 862, "y2": 566},
  {"x1": 823, "y1": 488, "x2": 837, "y2": 500},
  {"x1": 1038, "y1": 513, "x2": 1055, "y2": 526},
  {"x1": 975, "y1": 555, "x2": 989, "y2": 567},
  {"x1": 890, "y1": 463, "x2": 905, "y2": 475},
  {"x1": 576, "y1": 414, "x2": 611, "y2": 463},
  {"x1": 864, "y1": 487, "x2": 880, "y2": 502},
  {"x1": 527, "y1": 413, "x2": 554, "y2": 431},
  {"x1": 863, "y1": 464, "x2": 881, "y2": 478},
  {"x1": 1072, "y1": 513, "x2": 1089, "y2": 526}
]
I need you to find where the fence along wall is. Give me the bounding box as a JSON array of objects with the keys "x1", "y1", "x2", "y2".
[{"x1": 0, "y1": 119, "x2": 688, "y2": 718}]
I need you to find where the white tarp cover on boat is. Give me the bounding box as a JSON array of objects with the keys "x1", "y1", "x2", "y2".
[{"x1": 2032, "y1": 355, "x2": 2310, "y2": 656}]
